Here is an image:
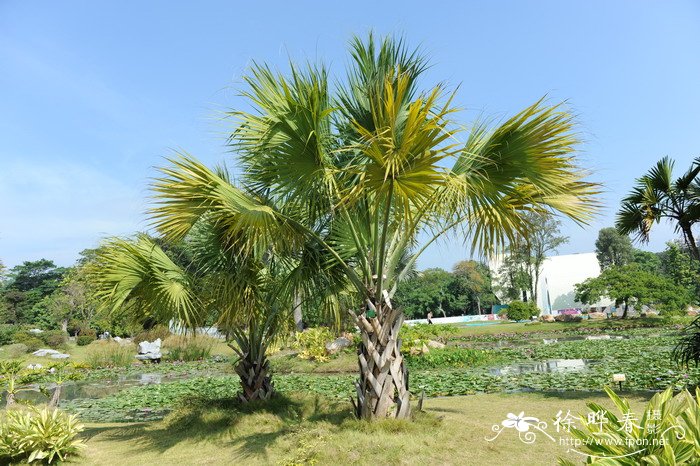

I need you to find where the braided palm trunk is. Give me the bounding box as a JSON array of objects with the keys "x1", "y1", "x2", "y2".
[
  {"x1": 353, "y1": 304, "x2": 410, "y2": 419},
  {"x1": 235, "y1": 353, "x2": 274, "y2": 402}
]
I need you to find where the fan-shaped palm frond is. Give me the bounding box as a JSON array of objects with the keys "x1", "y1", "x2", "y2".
[
  {"x1": 616, "y1": 156, "x2": 700, "y2": 259},
  {"x1": 93, "y1": 235, "x2": 202, "y2": 328}
]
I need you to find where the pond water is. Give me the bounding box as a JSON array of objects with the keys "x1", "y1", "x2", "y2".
[
  {"x1": 5, "y1": 372, "x2": 191, "y2": 405},
  {"x1": 489, "y1": 358, "x2": 597, "y2": 376}
]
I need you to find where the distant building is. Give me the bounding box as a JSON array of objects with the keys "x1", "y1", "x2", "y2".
[{"x1": 490, "y1": 252, "x2": 612, "y2": 315}]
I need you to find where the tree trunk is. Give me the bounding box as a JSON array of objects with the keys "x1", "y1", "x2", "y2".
[
  {"x1": 353, "y1": 306, "x2": 411, "y2": 420},
  {"x1": 293, "y1": 292, "x2": 303, "y2": 332},
  {"x1": 622, "y1": 300, "x2": 629, "y2": 319},
  {"x1": 5, "y1": 392, "x2": 15, "y2": 408},
  {"x1": 234, "y1": 353, "x2": 274, "y2": 403},
  {"x1": 49, "y1": 384, "x2": 62, "y2": 408},
  {"x1": 681, "y1": 225, "x2": 700, "y2": 261}
]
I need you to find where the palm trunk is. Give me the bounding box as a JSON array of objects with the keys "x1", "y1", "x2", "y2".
[
  {"x1": 293, "y1": 292, "x2": 303, "y2": 332},
  {"x1": 681, "y1": 225, "x2": 700, "y2": 261},
  {"x1": 353, "y1": 305, "x2": 410, "y2": 419},
  {"x1": 234, "y1": 353, "x2": 274, "y2": 403},
  {"x1": 5, "y1": 392, "x2": 15, "y2": 408},
  {"x1": 49, "y1": 384, "x2": 62, "y2": 408}
]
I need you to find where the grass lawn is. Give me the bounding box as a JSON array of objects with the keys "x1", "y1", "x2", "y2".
[{"x1": 80, "y1": 391, "x2": 651, "y2": 465}]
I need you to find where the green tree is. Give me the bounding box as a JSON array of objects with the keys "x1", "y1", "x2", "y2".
[
  {"x1": 630, "y1": 249, "x2": 662, "y2": 273},
  {"x1": 497, "y1": 212, "x2": 567, "y2": 303},
  {"x1": 111, "y1": 34, "x2": 598, "y2": 419},
  {"x1": 575, "y1": 265, "x2": 691, "y2": 318},
  {"x1": 594, "y1": 227, "x2": 634, "y2": 270},
  {"x1": 660, "y1": 241, "x2": 700, "y2": 300},
  {"x1": 394, "y1": 268, "x2": 455, "y2": 319},
  {"x1": 450, "y1": 260, "x2": 498, "y2": 315},
  {"x1": 1, "y1": 260, "x2": 66, "y2": 324},
  {"x1": 617, "y1": 157, "x2": 700, "y2": 260}
]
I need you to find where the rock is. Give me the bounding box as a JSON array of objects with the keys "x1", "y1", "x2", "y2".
[
  {"x1": 325, "y1": 337, "x2": 352, "y2": 355},
  {"x1": 136, "y1": 338, "x2": 162, "y2": 362},
  {"x1": 543, "y1": 338, "x2": 558, "y2": 344},
  {"x1": 28, "y1": 328, "x2": 44, "y2": 334},
  {"x1": 27, "y1": 363, "x2": 43, "y2": 370},
  {"x1": 32, "y1": 348, "x2": 70, "y2": 359},
  {"x1": 586, "y1": 335, "x2": 611, "y2": 340},
  {"x1": 426, "y1": 340, "x2": 445, "y2": 349},
  {"x1": 587, "y1": 312, "x2": 607, "y2": 320},
  {"x1": 32, "y1": 349, "x2": 61, "y2": 357},
  {"x1": 421, "y1": 343, "x2": 430, "y2": 354},
  {"x1": 687, "y1": 309, "x2": 699, "y2": 317},
  {"x1": 540, "y1": 315, "x2": 555, "y2": 323}
]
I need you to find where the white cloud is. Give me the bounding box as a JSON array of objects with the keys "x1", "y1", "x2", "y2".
[{"x1": 0, "y1": 158, "x2": 146, "y2": 267}]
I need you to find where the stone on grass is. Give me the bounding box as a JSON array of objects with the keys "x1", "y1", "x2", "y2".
[
  {"x1": 32, "y1": 348, "x2": 70, "y2": 359},
  {"x1": 539, "y1": 315, "x2": 556, "y2": 323},
  {"x1": 587, "y1": 312, "x2": 607, "y2": 320},
  {"x1": 136, "y1": 338, "x2": 162, "y2": 362},
  {"x1": 325, "y1": 337, "x2": 352, "y2": 355},
  {"x1": 426, "y1": 340, "x2": 445, "y2": 349}
]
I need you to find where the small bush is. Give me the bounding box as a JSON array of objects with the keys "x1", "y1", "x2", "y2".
[
  {"x1": 400, "y1": 323, "x2": 458, "y2": 355},
  {"x1": 554, "y1": 314, "x2": 583, "y2": 322},
  {"x1": 85, "y1": 341, "x2": 135, "y2": 368},
  {"x1": 41, "y1": 330, "x2": 68, "y2": 348},
  {"x1": 134, "y1": 325, "x2": 171, "y2": 345},
  {"x1": 4, "y1": 343, "x2": 29, "y2": 358},
  {"x1": 0, "y1": 406, "x2": 84, "y2": 464},
  {"x1": 164, "y1": 335, "x2": 215, "y2": 361},
  {"x1": 503, "y1": 301, "x2": 539, "y2": 321},
  {"x1": 12, "y1": 333, "x2": 44, "y2": 352},
  {"x1": 76, "y1": 335, "x2": 94, "y2": 346},
  {"x1": 0, "y1": 325, "x2": 17, "y2": 346},
  {"x1": 294, "y1": 327, "x2": 334, "y2": 362},
  {"x1": 77, "y1": 326, "x2": 96, "y2": 339}
]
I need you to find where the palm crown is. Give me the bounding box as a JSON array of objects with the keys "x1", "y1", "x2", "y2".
[{"x1": 617, "y1": 156, "x2": 700, "y2": 260}]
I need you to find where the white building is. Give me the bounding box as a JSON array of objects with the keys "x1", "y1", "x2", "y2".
[{"x1": 491, "y1": 252, "x2": 612, "y2": 315}]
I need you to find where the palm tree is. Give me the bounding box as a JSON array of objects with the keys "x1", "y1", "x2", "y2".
[
  {"x1": 617, "y1": 157, "x2": 700, "y2": 260},
  {"x1": 114, "y1": 34, "x2": 597, "y2": 419},
  {"x1": 93, "y1": 220, "x2": 341, "y2": 402}
]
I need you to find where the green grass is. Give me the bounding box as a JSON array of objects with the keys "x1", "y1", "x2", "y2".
[{"x1": 78, "y1": 392, "x2": 652, "y2": 465}]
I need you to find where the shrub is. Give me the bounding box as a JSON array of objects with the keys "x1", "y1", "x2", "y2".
[
  {"x1": 559, "y1": 386, "x2": 700, "y2": 465},
  {"x1": 85, "y1": 341, "x2": 135, "y2": 368},
  {"x1": 134, "y1": 325, "x2": 171, "y2": 345},
  {"x1": 41, "y1": 330, "x2": 68, "y2": 349},
  {"x1": 77, "y1": 326, "x2": 96, "y2": 339},
  {"x1": 164, "y1": 335, "x2": 215, "y2": 361},
  {"x1": 76, "y1": 335, "x2": 94, "y2": 347},
  {"x1": 400, "y1": 323, "x2": 458, "y2": 355},
  {"x1": 294, "y1": 327, "x2": 334, "y2": 362},
  {"x1": 0, "y1": 406, "x2": 84, "y2": 464},
  {"x1": 0, "y1": 325, "x2": 17, "y2": 346},
  {"x1": 503, "y1": 301, "x2": 539, "y2": 321},
  {"x1": 12, "y1": 333, "x2": 44, "y2": 352},
  {"x1": 4, "y1": 343, "x2": 29, "y2": 358},
  {"x1": 554, "y1": 314, "x2": 583, "y2": 322}
]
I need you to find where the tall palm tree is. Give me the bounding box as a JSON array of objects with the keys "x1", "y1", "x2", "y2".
[
  {"x1": 120, "y1": 34, "x2": 597, "y2": 419},
  {"x1": 617, "y1": 157, "x2": 700, "y2": 260}
]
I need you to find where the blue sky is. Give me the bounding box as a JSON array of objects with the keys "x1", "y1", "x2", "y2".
[{"x1": 1, "y1": 1, "x2": 699, "y2": 270}]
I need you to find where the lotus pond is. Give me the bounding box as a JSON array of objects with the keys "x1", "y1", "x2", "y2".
[{"x1": 23, "y1": 324, "x2": 693, "y2": 423}]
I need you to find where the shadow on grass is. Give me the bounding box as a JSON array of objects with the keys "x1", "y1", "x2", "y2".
[{"x1": 83, "y1": 393, "x2": 353, "y2": 461}]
